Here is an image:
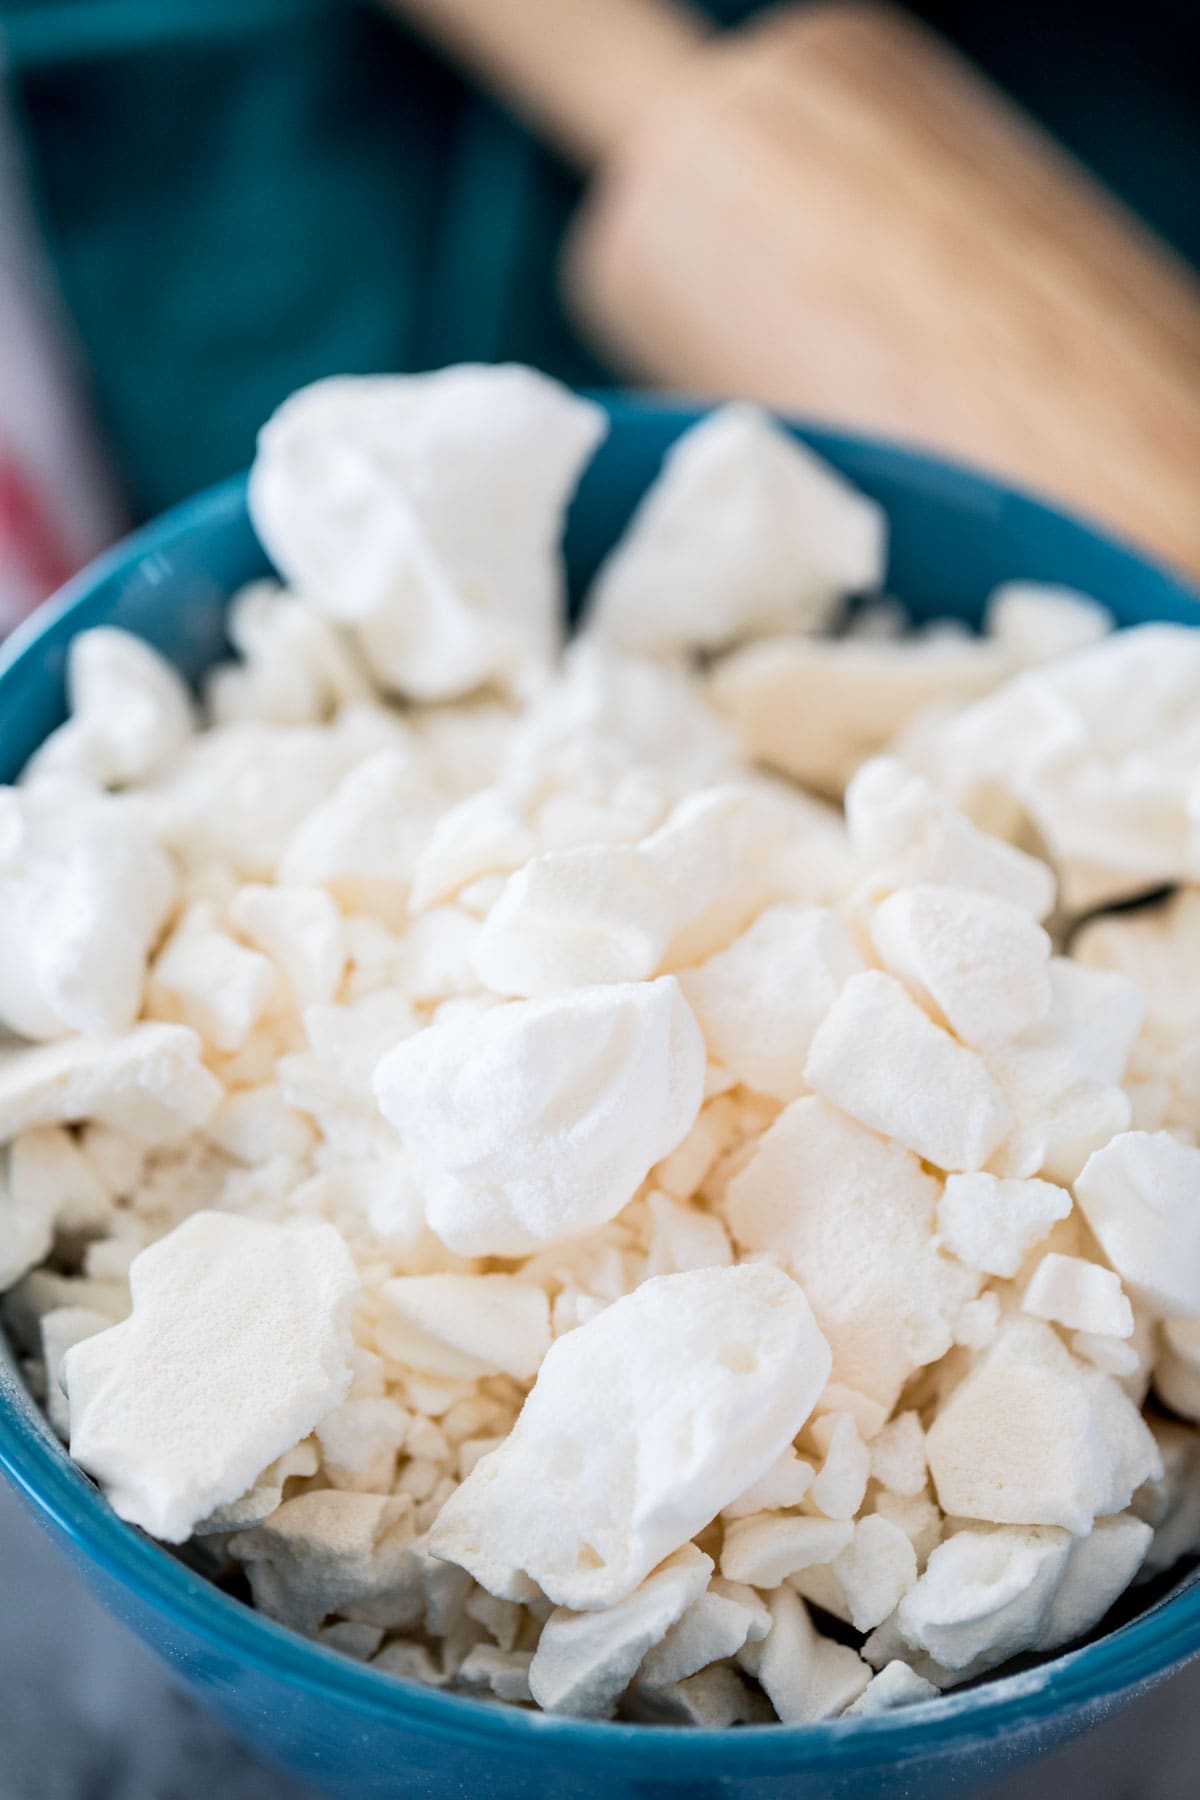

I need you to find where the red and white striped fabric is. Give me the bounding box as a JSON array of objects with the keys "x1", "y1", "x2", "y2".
[{"x1": 0, "y1": 70, "x2": 124, "y2": 635}]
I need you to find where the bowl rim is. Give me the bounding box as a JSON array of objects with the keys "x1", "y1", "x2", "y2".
[{"x1": 2, "y1": 399, "x2": 1200, "y2": 1773}]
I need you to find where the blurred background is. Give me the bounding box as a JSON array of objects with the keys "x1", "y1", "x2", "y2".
[
  {"x1": 0, "y1": 0, "x2": 1198, "y2": 630},
  {"x1": 1, "y1": 1, "x2": 1199, "y2": 1793}
]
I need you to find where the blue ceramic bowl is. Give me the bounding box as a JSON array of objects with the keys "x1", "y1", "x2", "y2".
[{"x1": 2, "y1": 399, "x2": 1199, "y2": 1800}]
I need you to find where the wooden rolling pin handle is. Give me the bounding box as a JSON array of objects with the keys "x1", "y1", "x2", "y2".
[{"x1": 383, "y1": 0, "x2": 710, "y2": 167}]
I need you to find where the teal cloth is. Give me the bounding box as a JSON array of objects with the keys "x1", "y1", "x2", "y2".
[{"x1": 3, "y1": 0, "x2": 1197, "y2": 520}]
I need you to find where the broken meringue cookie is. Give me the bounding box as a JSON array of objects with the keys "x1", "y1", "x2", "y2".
[
  {"x1": 0, "y1": 776, "x2": 177, "y2": 1041},
  {"x1": 248, "y1": 365, "x2": 606, "y2": 701},
  {"x1": 725, "y1": 1095, "x2": 977, "y2": 1414},
  {"x1": 429, "y1": 1264, "x2": 831, "y2": 1609},
  {"x1": 373, "y1": 976, "x2": 705, "y2": 1257},
  {"x1": 585, "y1": 402, "x2": 885, "y2": 657},
  {"x1": 22, "y1": 627, "x2": 195, "y2": 790},
  {"x1": 63, "y1": 1211, "x2": 359, "y2": 1542},
  {"x1": 0, "y1": 1024, "x2": 222, "y2": 1146}
]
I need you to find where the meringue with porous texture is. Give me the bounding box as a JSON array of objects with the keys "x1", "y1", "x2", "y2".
[
  {"x1": 587, "y1": 403, "x2": 885, "y2": 657},
  {"x1": 428, "y1": 1265, "x2": 831, "y2": 1609},
  {"x1": 1075, "y1": 1132, "x2": 1200, "y2": 1319},
  {"x1": 0, "y1": 1023, "x2": 222, "y2": 1145},
  {"x1": 63, "y1": 1211, "x2": 358, "y2": 1542},
  {"x1": 727, "y1": 1095, "x2": 981, "y2": 1411},
  {"x1": 249, "y1": 366, "x2": 606, "y2": 700},
  {"x1": 925, "y1": 1316, "x2": 1161, "y2": 1535},
  {"x1": 0, "y1": 777, "x2": 176, "y2": 1041},
  {"x1": 373, "y1": 977, "x2": 705, "y2": 1257}
]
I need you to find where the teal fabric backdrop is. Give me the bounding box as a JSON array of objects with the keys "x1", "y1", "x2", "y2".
[{"x1": 3, "y1": 0, "x2": 1197, "y2": 520}]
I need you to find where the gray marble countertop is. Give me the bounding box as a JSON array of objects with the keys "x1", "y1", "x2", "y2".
[{"x1": 2, "y1": 1476, "x2": 1197, "y2": 1800}]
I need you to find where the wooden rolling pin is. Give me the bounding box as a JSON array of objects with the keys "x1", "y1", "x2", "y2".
[{"x1": 385, "y1": 0, "x2": 1200, "y2": 577}]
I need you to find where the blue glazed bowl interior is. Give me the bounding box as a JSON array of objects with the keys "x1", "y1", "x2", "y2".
[{"x1": 1, "y1": 396, "x2": 1199, "y2": 1798}]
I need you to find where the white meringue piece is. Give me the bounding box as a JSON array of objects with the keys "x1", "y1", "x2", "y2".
[
  {"x1": 205, "y1": 581, "x2": 369, "y2": 725},
  {"x1": 890, "y1": 1523, "x2": 1071, "y2": 1674},
  {"x1": 587, "y1": 404, "x2": 884, "y2": 656},
  {"x1": 230, "y1": 1490, "x2": 419, "y2": 1631},
  {"x1": 1022, "y1": 1253, "x2": 1134, "y2": 1339},
  {"x1": 278, "y1": 747, "x2": 447, "y2": 919},
  {"x1": 1039, "y1": 1513, "x2": 1152, "y2": 1650},
  {"x1": 24, "y1": 627, "x2": 194, "y2": 788},
  {"x1": 869, "y1": 1412, "x2": 927, "y2": 1498},
  {"x1": 831, "y1": 1514, "x2": 918, "y2": 1632},
  {"x1": 409, "y1": 788, "x2": 536, "y2": 914},
  {"x1": 936, "y1": 1173, "x2": 1072, "y2": 1280},
  {"x1": 472, "y1": 783, "x2": 797, "y2": 997},
  {"x1": 249, "y1": 367, "x2": 606, "y2": 699},
  {"x1": 721, "y1": 1445, "x2": 814, "y2": 1519},
  {"x1": 472, "y1": 840, "x2": 669, "y2": 995},
  {"x1": 869, "y1": 883, "x2": 1052, "y2": 1048},
  {"x1": 637, "y1": 1578, "x2": 770, "y2": 1688},
  {"x1": 926, "y1": 1316, "x2": 1161, "y2": 1534},
  {"x1": 0, "y1": 777, "x2": 176, "y2": 1041},
  {"x1": 373, "y1": 977, "x2": 705, "y2": 1257},
  {"x1": 679, "y1": 904, "x2": 864, "y2": 1101},
  {"x1": 64, "y1": 1211, "x2": 358, "y2": 1541},
  {"x1": 1076, "y1": 1132, "x2": 1200, "y2": 1319},
  {"x1": 229, "y1": 883, "x2": 346, "y2": 1008},
  {"x1": 428, "y1": 1264, "x2": 831, "y2": 1608},
  {"x1": 720, "y1": 1514, "x2": 854, "y2": 1587},
  {"x1": 1074, "y1": 890, "x2": 1200, "y2": 1056},
  {"x1": 141, "y1": 709, "x2": 406, "y2": 879},
  {"x1": 985, "y1": 583, "x2": 1113, "y2": 666},
  {"x1": 754, "y1": 1586, "x2": 870, "y2": 1722},
  {"x1": 804, "y1": 971, "x2": 1011, "y2": 1173},
  {"x1": 844, "y1": 1660, "x2": 940, "y2": 1716},
  {"x1": 148, "y1": 901, "x2": 278, "y2": 1054},
  {"x1": 0, "y1": 1125, "x2": 114, "y2": 1291},
  {"x1": 809, "y1": 1411, "x2": 872, "y2": 1520},
  {"x1": 845, "y1": 758, "x2": 1056, "y2": 920},
  {"x1": 528, "y1": 1545, "x2": 713, "y2": 1717},
  {"x1": 502, "y1": 640, "x2": 745, "y2": 794},
  {"x1": 377, "y1": 1274, "x2": 551, "y2": 1379},
  {"x1": 726, "y1": 1096, "x2": 976, "y2": 1411},
  {"x1": 0, "y1": 1141, "x2": 56, "y2": 1291},
  {"x1": 710, "y1": 632, "x2": 1001, "y2": 796},
  {"x1": 985, "y1": 967, "x2": 1139, "y2": 1187},
  {"x1": 926, "y1": 625, "x2": 1200, "y2": 911},
  {"x1": 0, "y1": 1024, "x2": 222, "y2": 1147}
]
